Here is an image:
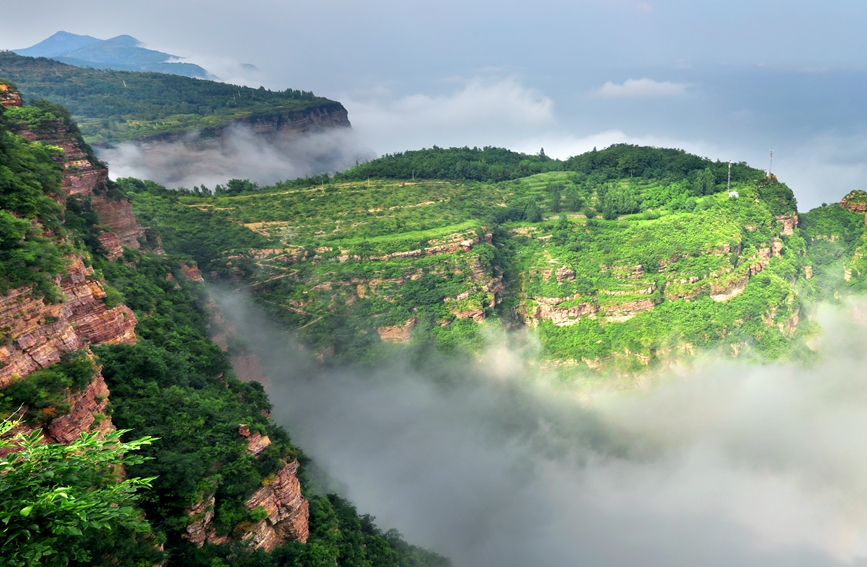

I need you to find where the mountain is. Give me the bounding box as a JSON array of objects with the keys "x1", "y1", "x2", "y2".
[
  {"x1": 14, "y1": 30, "x2": 101, "y2": 57},
  {"x1": 120, "y1": 145, "x2": 820, "y2": 374},
  {"x1": 0, "y1": 52, "x2": 349, "y2": 146},
  {"x1": 0, "y1": 82, "x2": 448, "y2": 567},
  {"x1": 14, "y1": 31, "x2": 211, "y2": 78}
]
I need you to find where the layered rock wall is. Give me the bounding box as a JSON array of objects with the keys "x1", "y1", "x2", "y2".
[{"x1": 0, "y1": 257, "x2": 136, "y2": 387}]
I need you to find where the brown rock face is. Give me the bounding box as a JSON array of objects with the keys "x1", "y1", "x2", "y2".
[
  {"x1": 376, "y1": 318, "x2": 417, "y2": 343},
  {"x1": 91, "y1": 194, "x2": 146, "y2": 256},
  {"x1": 46, "y1": 371, "x2": 114, "y2": 444},
  {"x1": 841, "y1": 191, "x2": 867, "y2": 213},
  {"x1": 239, "y1": 424, "x2": 272, "y2": 457},
  {"x1": 185, "y1": 461, "x2": 309, "y2": 551},
  {"x1": 244, "y1": 461, "x2": 310, "y2": 550},
  {"x1": 0, "y1": 369, "x2": 114, "y2": 458},
  {"x1": 181, "y1": 263, "x2": 205, "y2": 282},
  {"x1": 0, "y1": 84, "x2": 23, "y2": 108},
  {"x1": 710, "y1": 275, "x2": 750, "y2": 302},
  {"x1": 0, "y1": 257, "x2": 137, "y2": 387},
  {"x1": 13, "y1": 120, "x2": 147, "y2": 258}
]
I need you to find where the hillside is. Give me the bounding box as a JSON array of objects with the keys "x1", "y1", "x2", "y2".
[
  {"x1": 0, "y1": 52, "x2": 348, "y2": 146},
  {"x1": 15, "y1": 31, "x2": 211, "y2": 78},
  {"x1": 121, "y1": 145, "x2": 816, "y2": 374},
  {"x1": 0, "y1": 85, "x2": 447, "y2": 566}
]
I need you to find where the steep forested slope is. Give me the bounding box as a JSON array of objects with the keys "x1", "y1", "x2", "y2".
[{"x1": 0, "y1": 86, "x2": 448, "y2": 567}]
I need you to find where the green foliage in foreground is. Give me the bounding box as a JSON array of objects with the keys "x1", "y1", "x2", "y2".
[
  {"x1": 0, "y1": 52, "x2": 343, "y2": 145},
  {"x1": 0, "y1": 424, "x2": 159, "y2": 567}
]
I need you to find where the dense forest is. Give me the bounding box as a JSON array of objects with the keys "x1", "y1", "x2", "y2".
[{"x1": 0, "y1": 52, "x2": 342, "y2": 144}]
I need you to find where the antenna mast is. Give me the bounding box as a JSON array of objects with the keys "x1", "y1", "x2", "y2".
[
  {"x1": 768, "y1": 148, "x2": 773, "y2": 177},
  {"x1": 727, "y1": 160, "x2": 732, "y2": 192}
]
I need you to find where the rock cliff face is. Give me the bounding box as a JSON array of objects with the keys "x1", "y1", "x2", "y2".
[
  {"x1": 0, "y1": 83, "x2": 22, "y2": 107},
  {"x1": 0, "y1": 257, "x2": 136, "y2": 387},
  {"x1": 243, "y1": 460, "x2": 310, "y2": 549},
  {"x1": 12, "y1": 111, "x2": 148, "y2": 260},
  {"x1": 137, "y1": 102, "x2": 351, "y2": 146},
  {"x1": 185, "y1": 457, "x2": 309, "y2": 551}
]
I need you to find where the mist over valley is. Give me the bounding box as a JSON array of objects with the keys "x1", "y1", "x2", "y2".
[{"x1": 4, "y1": 7, "x2": 867, "y2": 566}]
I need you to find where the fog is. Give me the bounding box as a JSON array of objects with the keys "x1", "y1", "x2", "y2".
[
  {"x1": 97, "y1": 124, "x2": 375, "y2": 189},
  {"x1": 209, "y1": 287, "x2": 867, "y2": 567}
]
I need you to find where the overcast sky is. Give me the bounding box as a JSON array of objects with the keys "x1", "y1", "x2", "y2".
[{"x1": 3, "y1": 0, "x2": 867, "y2": 208}]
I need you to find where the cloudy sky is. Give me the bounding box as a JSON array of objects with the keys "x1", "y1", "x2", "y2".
[{"x1": 3, "y1": 0, "x2": 867, "y2": 208}]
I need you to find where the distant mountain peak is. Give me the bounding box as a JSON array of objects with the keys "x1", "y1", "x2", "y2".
[
  {"x1": 16, "y1": 31, "x2": 101, "y2": 58},
  {"x1": 104, "y1": 35, "x2": 143, "y2": 47},
  {"x1": 13, "y1": 32, "x2": 212, "y2": 79}
]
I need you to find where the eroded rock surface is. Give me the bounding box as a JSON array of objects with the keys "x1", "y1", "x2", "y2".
[{"x1": 0, "y1": 257, "x2": 136, "y2": 387}]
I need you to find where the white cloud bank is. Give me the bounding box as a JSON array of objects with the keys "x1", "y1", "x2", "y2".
[
  {"x1": 594, "y1": 78, "x2": 689, "y2": 98},
  {"x1": 343, "y1": 77, "x2": 556, "y2": 154}
]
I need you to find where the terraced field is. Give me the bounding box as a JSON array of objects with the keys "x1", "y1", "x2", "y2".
[{"x1": 125, "y1": 148, "x2": 835, "y2": 373}]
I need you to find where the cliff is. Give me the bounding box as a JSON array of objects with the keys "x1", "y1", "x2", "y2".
[
  {"x1": 10, "y1": 109, "x2": 149, "y2": 260},
  {"x1": 0, "y1": 256, "x2": 136, "y2": 387},
  {"x1": 136, "y1": 101, "x2": 350, "y2": 147},
  {"x1": 0, "y1": 89, "x2": 308, "y2": 551}
]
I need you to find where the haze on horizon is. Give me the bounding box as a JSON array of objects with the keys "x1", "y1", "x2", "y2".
[{"x1": 2, "y1": 1, "x2": 865, "y2": 206}]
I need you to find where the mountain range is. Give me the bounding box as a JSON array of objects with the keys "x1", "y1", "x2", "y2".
[{"x1": 14, "y1": 31, "x2": 213, "y2": 78}]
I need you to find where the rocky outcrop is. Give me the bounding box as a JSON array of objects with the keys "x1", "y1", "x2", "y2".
[
  {"x1": 776, "y1": 214, "x2": 798, "y2": 236},
  {"x1": 377, "y1": 318, "x2": 417, "y2": 343},
  {"x1": 181, "y1": 263, "x2": 205, "y2": 282},
  {"x1": 0, "y1": 369, "x2": 114, "y2": 458},
  {"x1": 185, "y1": 461, "x2": 309, "y2": 551},
  {"x1": 0, "y1": 83, "x2": 22, "y2": 107},
  {"x1": 0, "y1": 257, "x2": 137, "y2": 387},
  {"x1": 46, "y1": 371, "x2": 113, "y2": 444},
  {"x1": 531, "y1": 297, "x2": 598, "y2": 327},
  {"x1": 603, "y1": 298, "x2": 654, "y2": 321},
  {"x1": 91, "y1": 194, "x2": 146, "y2": 257},
  {"x1": 185, "y1": 494, "x2": 216, "y2": 547},
  {"x1": 243, "y1": 461, "x2": 309, "y2": 550},
  {"x1": 710, "y1": 274, "x2": 750, "y2": 302},
  {"x1": 134, "y1": 102, "x2": 350, "y2": 146},
  {"x1": 841, "y1": 190, "x2": 867, "y2": 213},
  {"x1": 239, "y1": 424, "x2": 272, "y2": 457},
  {"x1": 12, "y1": 114, "x2": 147, "y2": 260}
]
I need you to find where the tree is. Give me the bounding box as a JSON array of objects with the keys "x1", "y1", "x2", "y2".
[
  {"x1": 564, "y1": 187, "x2": 584, "y2": 212},
  {"x1": 548, "y1": 183, "x2": 562, "y2": 213},
  {"x1": 692, "y1": 167, "x2": 716, "y2": 196},
  {"x1": 524, "y1": 199, "x2": 542, "y2": 222},
  {"x1": 0, "y1": 415, "x2": 158, "y2": 567}
]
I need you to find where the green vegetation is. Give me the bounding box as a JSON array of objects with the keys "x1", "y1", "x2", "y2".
[
  {"x1": 0, "y1": 92, "x2": 449, "y2": 567},
  {"x1": 0, "y1": 51, "x2": 343, "y2": 145},
  {"x1": 0, "y1": 103, "x2": 67, "y2": 298},
  {"x1": 85, "y1": 249, "x2": 448, "y2": 565},
  {"x1": 121, "y1": 144, "x2": 808, "y2": 371},
  {"x1": 0, "y1": 423, "x2": 159, "y2": 567}
]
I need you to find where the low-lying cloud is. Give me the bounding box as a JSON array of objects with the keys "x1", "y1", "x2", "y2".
[
  {"x1": 97, "y1": 124, "x2": 375, "y2": 189},
  {"x1": 593, "y1": 78, "x2": 689, "y2": 98},
  {"x1": 210, "y1": 285, "x2": 867, "y2": 567},
  {"x1": 343, "y1": 77, "x2": 556, "y2": 154}
]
